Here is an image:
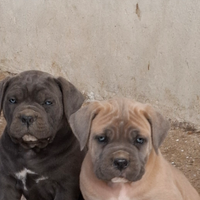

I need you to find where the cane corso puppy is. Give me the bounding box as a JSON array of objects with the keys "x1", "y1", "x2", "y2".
[
  {"x1": 0, "y1": 70, "x2": 85, "y2": 200},
  {"x1": 69, "y1": 98, "x2": 200, "y2": 200}
]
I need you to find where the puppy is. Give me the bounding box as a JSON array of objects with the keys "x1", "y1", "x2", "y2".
[
  {"x1": 69, "y1": 98, "x2": 200, "y2": 200},
  {"x1": 0, "y1": 70, "x2": 85, "y2": 200}
]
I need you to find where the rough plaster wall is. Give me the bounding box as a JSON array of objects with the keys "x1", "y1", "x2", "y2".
[{"x1": 0, "y1": 0, "x2": 200, "y2": 128}]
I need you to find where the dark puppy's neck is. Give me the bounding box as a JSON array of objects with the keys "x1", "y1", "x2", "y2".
[{"x1": 46, "y1": 121, "x2": 78, "y2": 153}]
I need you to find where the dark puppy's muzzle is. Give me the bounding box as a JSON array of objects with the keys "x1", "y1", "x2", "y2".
[
  {"x1": 9, "y1": 107, "x2": 52, "y2": 149},
  {"x1": 21, "y1": 115, "x2": 35, "y2": 127},
  {"x1": 19, "y1": 109, "x2": 38, "y2": 127}
]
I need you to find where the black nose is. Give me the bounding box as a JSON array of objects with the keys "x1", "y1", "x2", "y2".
[
  {"x1": 21, "y1": 115, "x2": 34, "y2": 126},
  {"x1": 113, "y1": 158, "x2": 129, "y2": 171}
]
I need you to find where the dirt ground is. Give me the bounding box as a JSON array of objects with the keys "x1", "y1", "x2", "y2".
[
  {"x1": 0, "y1": 72, "x2": 199, "y2": 195},
  {"x1": 161, "y1": 128, "x2": 200, "y2": 193}
]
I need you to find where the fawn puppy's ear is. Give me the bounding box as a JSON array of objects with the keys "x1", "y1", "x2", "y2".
[
  {"x1": 144, "y1": 104, "x2": 170, "y2": 154},
  {"x1": 69, "y1": 102, "x2": 100, "y2": 150}
]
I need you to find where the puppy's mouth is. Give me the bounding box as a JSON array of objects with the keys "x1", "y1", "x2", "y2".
[
  {"x1": 110, "y1": 170, "x2": 130, "y2": 183},
  {"x1": 22, "y1": 134, "x2": 38, "y2": 142},
  {"x1": 13, "y1": 134, "x2": 52, "y2": 149},
  {"x1": 21, "y1": 134, "x2": 39, "y2": 148},
  {"x1": 111, "y1": 177, "x2": 129, "y2": 183}
]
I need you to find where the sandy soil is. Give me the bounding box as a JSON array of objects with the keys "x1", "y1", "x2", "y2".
[{"x1": 0, "y1": 72, "x2": 199, "y2": 196}]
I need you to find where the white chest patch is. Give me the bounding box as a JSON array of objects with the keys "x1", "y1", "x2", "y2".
[
  {"x1": 15, "y1": 168, "x2": 48, "y2": 191},
  {"x1": 118, "y1": 187, "x2": 130, "y2": 200},
  {"x1": 109, "y1": 185, "x2": 131, "y2": 200}
]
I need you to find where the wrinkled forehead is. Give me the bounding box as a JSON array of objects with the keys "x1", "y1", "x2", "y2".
[
  {"x1": 91, "y1": 99, "x2": 151, "y2": 136},
  {"x1": 6, "y1": 72, "x2": 58, "y2": 94}
]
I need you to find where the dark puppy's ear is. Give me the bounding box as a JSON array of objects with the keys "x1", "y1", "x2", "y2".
[
  {"x1": 144, "y1": 104, "x2": 170, "y2": 154},
  {"x1": 69, "y1": 102, "x2": 99, "y2": 150},
  {"x1": 0, "y1": 77, "x2": 11, "y2": 114},
  {"x1": 56, "y1": 77, "x2": 85, "y2": 119}
]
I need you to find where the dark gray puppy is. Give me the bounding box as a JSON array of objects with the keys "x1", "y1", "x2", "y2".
[{"x1": 0, "y1": 70, "x2": 85, "y2": 200}]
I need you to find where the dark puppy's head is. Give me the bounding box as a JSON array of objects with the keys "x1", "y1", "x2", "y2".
[
  {"x1": 0, "y1": 70, "x2": 84, "y2": 149},
  {"x1": 69, "y1": 98, "x2": 170, "y2": 183}
]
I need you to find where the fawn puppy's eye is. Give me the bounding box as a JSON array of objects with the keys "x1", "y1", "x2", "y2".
[
  {"x1": 136, "y1": 137, "x2": 145, "y2": 144},
  {"x1": 96, "y1": 135, "x2": 108, "y2": 143}
]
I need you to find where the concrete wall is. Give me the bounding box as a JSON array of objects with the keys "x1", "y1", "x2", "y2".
[{"x1": 1, "y1": 0, "x2": 200, "y2": 129}]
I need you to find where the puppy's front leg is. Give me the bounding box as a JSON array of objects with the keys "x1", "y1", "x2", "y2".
[{"x1": 0, "y1": 176, "x2": 22, "y2": 200}]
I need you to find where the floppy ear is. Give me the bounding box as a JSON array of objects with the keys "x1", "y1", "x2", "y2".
[
  {"x1": 0, "y1": 77, "x2": 11, "y2": 114},
  {"x1": 144, "y1": 105, "x2": 170, "y2": 154},
  {"x1": 56, "y1": 77, "x2": 85, "y2": 120},
  {"x1": 69, "y1": 102, "x2": 99, "y2": 150}
]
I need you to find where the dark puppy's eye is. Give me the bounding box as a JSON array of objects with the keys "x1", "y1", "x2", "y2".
[
  {"x1": 44, "y1": 100, "x2": 53, "y2": 105},
  {"x1": 96, "y1": 135, "x2": 107, "y2": 143},
  {"x1": 9, "y1": 98, "x2": 17, "y2": 104},
  {"x1": 136, "y1": 137, "x2": 145, "y2": 144}
]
